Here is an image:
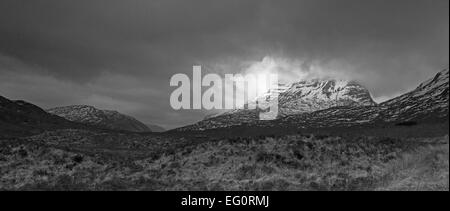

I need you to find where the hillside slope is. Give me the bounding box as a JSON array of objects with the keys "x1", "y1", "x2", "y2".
[
  {"x1": 0, "y1": 95, "x2": 81, "y2": 138},
  {"x1": 47, "y1": 105, "x2": 152, "y2": 132}
]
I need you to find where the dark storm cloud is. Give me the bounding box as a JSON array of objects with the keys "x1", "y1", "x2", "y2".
[
  {"x1": 0, "y1": 0, "x2": 448, "y2": 128},
  {"x1": 0, "y1": 0, "x2": 262, "y2": 80}
]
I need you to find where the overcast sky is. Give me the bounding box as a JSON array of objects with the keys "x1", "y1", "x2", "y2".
[{"x1": 0, "y1": 0, "x2": 448, "y2": 129}]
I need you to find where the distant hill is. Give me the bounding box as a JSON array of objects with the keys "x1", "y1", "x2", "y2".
[
  {"x1": 0, "y1": 95, "x2": 81, "y2": 138},
  {"x1": 47, "y1": 105, "x2": 154, "y2": 132}
]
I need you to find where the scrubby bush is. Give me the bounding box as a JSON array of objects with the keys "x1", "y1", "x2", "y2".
[{"x1": 72, "y1": 155, "x2": 84, "y2": 164}]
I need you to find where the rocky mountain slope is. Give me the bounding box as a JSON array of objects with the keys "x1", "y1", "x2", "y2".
[
  {"x1": 177, "y1": 68, "x2": 449, "y2": 131},
  {"x1": 209, "y1": 79, "x2": 376, "y2": 120},
  {"x1": 178, "y1": 78, "x2": 378, "y2": 131},
  {"x1": 279, "y1": 68, "x2": 449, "y2": 128},
  {"x1": 0, "y1": 95, "x2": 81, "y2": 138},
  {"x1": 277, "y1": 79, "x2": 376, "y2": 115},
  {"x1": 47, "y1": 105, "x2": 152, "y2": 132},
  {"x1": 380, "y1": 68, "x2": 449, "y2": 122}
]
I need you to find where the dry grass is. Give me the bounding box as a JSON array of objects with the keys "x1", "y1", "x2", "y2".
[
  {"x1": 131, "y1": 134, "x2": 449, "y2": 191},
  {"x1": 377, "y1": 143, "x2": 449, "y2": 191},
  {"x1": 0, "y1": 130, "x2": 448, "y2": 191}
]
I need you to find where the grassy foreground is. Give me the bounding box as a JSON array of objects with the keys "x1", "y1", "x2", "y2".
[{"x1": 0, "y1": 130, "x2": 448, "y2": 191}]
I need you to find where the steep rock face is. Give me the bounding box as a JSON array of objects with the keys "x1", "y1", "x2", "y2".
[
  {"x1": 47, "y1": 105, "x2": 151, "y2": 132},
  {"x1": 0, "y1": 95, "x2": 79, "y2": 137}
]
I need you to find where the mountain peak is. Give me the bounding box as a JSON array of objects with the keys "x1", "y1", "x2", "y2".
[
  {"x1": 200, "y1": 77, "x2": 376, "y2": 126},
  {"x1": 275, "y1": 78, "x2": 376, "y2": 115}
]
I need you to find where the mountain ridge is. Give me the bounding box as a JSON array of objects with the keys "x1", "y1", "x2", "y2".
[
  {"x1": 0, "y1": 96, "x2": 82, "y2": 138},
  {"x1": 176, "y1": 68, "x2": 449, "y2": 132},
  {"x1": 47, "y1": 105, "x2": 154, "y2": 132}
]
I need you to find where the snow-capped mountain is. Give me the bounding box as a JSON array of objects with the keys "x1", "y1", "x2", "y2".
[
  {"x1": 204, "y1": 78, "x2": 375, "y2": 120},
  {"x1": 282, "y1": 68, "x2": 449, "y2": 128},
  {"x1": 47, "y1": 105, "x2": 152, "y2": 132},
  {"x1": 177, "y1": 68, "x2": 449, "y2": 131},
  {"x1": 278, "y1": 79, "x2": 376, "y2": 115}
]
